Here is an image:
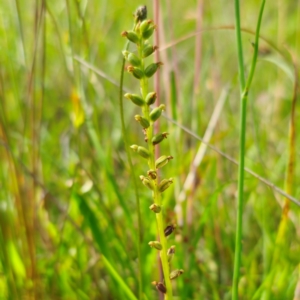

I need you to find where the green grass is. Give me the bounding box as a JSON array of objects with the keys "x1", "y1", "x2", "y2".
[
  {"x1": 232, "y1": 1, "x2": 265, "y2": 299},
  {"x1": 0, "y1": 1, "x2": 300, "y2": 299}
]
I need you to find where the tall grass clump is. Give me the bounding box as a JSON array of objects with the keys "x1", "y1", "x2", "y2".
[{"x1": 120, "y1": 6, "x2": 183, "y2": 299}]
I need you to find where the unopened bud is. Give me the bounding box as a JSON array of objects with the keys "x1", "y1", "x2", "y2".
[
  {"x1": 164, "y1": 224, "x2": 176, "y2": 237},
  {"x1": 127, "y1": 66, "x2": 144, "y2": 79},
  {"x1": 145, "y1": 92, "x2": 157, "y2": 105},
  {"x1": 140, "y1": 175, "x2": 154, "y2": 190},
  {"x1": 130, "y1": 145, "x2": 150, "y2": 159},
  {"x1": 140, "y1": 19, "x2": 153, "y2": 33},
  {"x1": 158, "y1": 178, "x2": 173, "y2": 193},
  {"x1": 150, "y1": 104, "x2": 165, "y2": 122},
  {"x1": 135, "y1": 115, "x2": 150, "y2": 128},
  {"x1": 135, "y1": 5, "x2": 147, "y2": 22},
  {"x1": 121, "y1": 31, "x2": 139, "y2": 44},
  {"x1": 125, "y1": 93, "x2": 145, "y2": 106},
  {"x1": 152, "y1": 132, "x2": 169, "y2": 145},
  {"x1": 122, "y1": 51, "x2": 141, "y2": 66},
  {"x1": 169, "y1": 269, "x2": 184, "y2": 280},
  {"x1": 144, "y1": 62, "x2": 163, "y2": 77},
  {"x1": 142, "y1": 24, "x2": 156, "y2": 39},
  {"x1": 149, "y1": 203, "x2": 161, "y2": 213},
  {"x1": 152, "y1": 281, "x2": 167, "y2": 294},
  {"x1": 148, "y1": 241, "x2": 162, "y2": 250},
  {"x1": 143, "y1": 44, "x2": 158, "y2": 58}
]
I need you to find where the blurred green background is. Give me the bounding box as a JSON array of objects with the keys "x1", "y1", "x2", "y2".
[{"x1": 0, "y1": 0, "x2": 300, "y2": 299}]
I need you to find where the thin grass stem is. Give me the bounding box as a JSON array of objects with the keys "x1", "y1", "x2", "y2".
[
  {"x1": 232, "y1": 1, "x2": 266, "y2": 299},
  {"x1": 119, "y1": 40, "x2": 144, "y2": 300}
]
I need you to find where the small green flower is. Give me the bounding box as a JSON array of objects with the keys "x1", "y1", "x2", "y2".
[
  {"x1": 152, "y1": 132, "x2": 169, "y2": 145},
  {"x1": 155, "y1": 155, "x2": 173, "y2": 169},
  {"x1": 148, "y1": 241, "x2": 163, "y2": 250},
  {"x1": 142, "y1": 23, "x2": 156, "y2": 39},
  {"x1": 140, "y1": 19, "x2": 153, "y2": 34},
  {"x1": 135, "y1": 115, "x2": 150, "y2": 128},
  {"x1": 169, "y1": 269, "x2": 184, "y2": 280},
  {"x1": 139, "y1": 175, "x2": 154, "y2": 190},
  {"x1": 125, "y1": 93, "x2": 145, "y2": 106},
  {"x1": 122, "y1": 51, "x2": 141, "y2": 66},
  {"x1": 142, "y1": 44, "x2": 158, "y2": 58},
  {"x1": 167, "y1": 245, "x2": 176, "y2": 262},
  {"x1": 150, "y1": 104, "x2": 165, "y2": 121},
  {"x1": 158, "y1": 178, "x2": 173, "y2": 192},
  {"x1": 121, "y1": 30, "x2": 139, "y2": 44},
  {"x1": 145, "y1": 62, "x2": 163, "y2": 77},
  {"x1": 145, "y1": 92, "x2": 157, "y2": 105},
  {"x1": 130, "y1": 145, "x2": 150, "y2": 159},
  {"x1": 126, "y1": 66, "x2": 144, "y2": 79}
]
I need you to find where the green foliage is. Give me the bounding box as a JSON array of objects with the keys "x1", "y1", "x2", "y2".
[{"x1": 0, "y1": 0, "x2": 299, "y2": 299}]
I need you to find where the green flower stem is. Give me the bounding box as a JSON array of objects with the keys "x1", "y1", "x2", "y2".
[
  {"x1": 139, "y1": 39, "x2": 173, "y2": 299},
  {"x1": 155, "y1": 203, "x2": 173, "y2": 300},
  {"x1": 142, "y1": 106, "x2": 174, "y2": 300},
  {"x1": 232, "y1": 1, "x2": 265, "y2": 299}
]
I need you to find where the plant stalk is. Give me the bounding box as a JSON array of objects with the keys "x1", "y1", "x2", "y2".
[
  {"x1": 139, "y1": 41, "x2": 173, "y2": 300},
  {"x1": 232, "y1": 1, "x2": 265, "y2": 299},
  {"x1": 120, "y1": 39, "x2": 143, "y2": 300}
]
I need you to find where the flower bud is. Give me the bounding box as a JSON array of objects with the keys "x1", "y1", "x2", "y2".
[
  {"x1": 169, "y1": 269, "x2": 184, "y2": 280},
  {"x1": 148, "y1": 241, "x2": 162, "y2": 250},
  {"x1": 135, "y1": 5, "x2": 147, "y2": 22},
  {"x1": 122, "y1": 51, "x2": 141, "y2": 66},
  {"x1": 155, "y1": 155, "x2": 173, "y2": 169},
  {"x1": 167, "y1": 245, "x2": 176, "y2": 262},
  {"x1": 158, "y1": 178, "x2": 173, "y2": 193},
  {"x1": 142, "y1": 44, "x2": 158, "y2": 58},
  {"x1": 144, "y1": 62, "x2": 163, "y2": 77},
  {"x1": 164, "y1": 224, "x2": 176, "y2": 237},
  {"x1": 126, "y1": 66, "x2": 144, "y2": 79},
  {"x1": 145, "y1": 92, "x2": 157, "y2": 105},
  {"x1": 140, "y1": 175, "x2": 154, "y2": 190},
  {"x1": 150, "y1": 104, "x2": 165, "y2": 122},
  {"x1": 142, "y1": 24, "x2": 156, "y2": 39},
  {"x1": 124, "y1": 93, "x2": 145, "y2": 106},
  {"x1": 121, "y1": 31, "x2": 140, "y2": 44},
  {"x1": 135, "y1": 115, "x2": 150, "y2": 128},
  {"x1": 130, "y1": 145, "x2": 150, "y2": 159},
  {"x1": 140, "y1": 19, "x2": 153, "y2": 33},
  {"x1": 147, "y1": 169, "x2": 157, "y2": 179},
  {"x1": 152, "y1": 132, "x2": 169, "y2": 145},
  {"x1": 149, "y1": 203, "x2": 161, "y2": 213},
  {"x1": 152, "y1": 281, "x2": 166, "y2": 294}
]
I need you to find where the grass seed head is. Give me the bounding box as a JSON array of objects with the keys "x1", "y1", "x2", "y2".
[
  {"x1": 152, "y1": 281, "x2": 167, "y2": 294},
  {"x1": 164, "y1": 224, "x2": 176, "y2": 237}
]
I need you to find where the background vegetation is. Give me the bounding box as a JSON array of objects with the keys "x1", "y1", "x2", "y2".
[{"x1": 0, "y1": 0, "x2": 299, "y2": 299}]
